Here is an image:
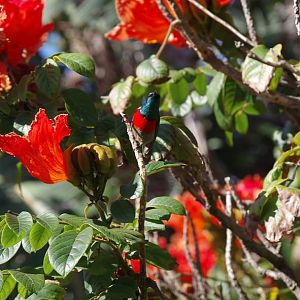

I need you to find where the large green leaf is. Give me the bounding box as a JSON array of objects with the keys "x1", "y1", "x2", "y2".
[
  {"x1": 0, "y1": 243, "x2": 21, "y2": 264},
  {"x1": 136, "y1": 55, "x2": 169, "y2": 84},
  {"x1": 53, "y1": 52, "x2": 95, "y2": 78},
  {"x1": 36, "y1": 212, "x2": 59, "y2": 231},
  {"x1": 1, "y1": 225, "x2": 23, "y2": 247},
  {"x1": 145, "y1": 208, "x2": 170, "y2": 221},
  {"x1": 108, "y1": 76, "x2": 134, "y2": 115},
  {"x1": 27, "y1": 283, "x2": 65, "y2": 300},
  {"x1": 120, "y1": 173, "x2": 144, "y2": 200},
  {"x1": 88, "y1": 223, "x2": 142, "y2": 244},
  {"x1": 242, "y1": 44, "x2": 283, "y2": 93},
  {"x1": 146, "y1": 161, "x2": 185, "y2": 176},
  {"x1": 147, "y1": 197, "x2": 185, "y2": 215},
  {"x1": 101, "y1": 277, "x2": 138, "y2": 299},
  {"x1": 29, "y1": 223, "x2": 52, "y2": 252},
  {"x1": 59, "y1": 213, "x2": 92, "y2": 228},
  {"x1": 48, "y1": 227, "x2": 93, "y2": 277},
  {"x1": 0, "y1": 274, "x2": 16, "y2": 300},
  {"x1": 22, "y1": 235, "x2": 34, "y2": 254},
  {"x1": 8, "y1": 271, "x2": 44, "y2": 294},
  {"x1": 5, "y1": 212, "x2": 33, "y2": 236},
  {"x1": 36, "y1": 59, "x2": 61, "y2": 97},
  {"x1": 145, "y1": 242, "x2": 177, "y2": 270},
  {"x1": 63, "y1": 88, "x2": 97, "y2": 127},
  {"x1": 43, "y1": 251, "x2": 53, "y2": 275},
  {"x1": 111, "y1": 200, "x2": 135, "y2": 223}
]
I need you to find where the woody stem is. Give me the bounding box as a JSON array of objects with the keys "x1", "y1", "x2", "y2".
[{"x1": 120, "y1": 113, "x2": 148, "y2": 300}]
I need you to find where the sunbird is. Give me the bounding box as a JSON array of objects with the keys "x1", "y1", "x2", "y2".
[{"x1": 131, "y1": 91, "x2": 160, "y2": 158}]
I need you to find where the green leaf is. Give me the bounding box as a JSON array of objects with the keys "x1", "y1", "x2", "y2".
[
  {"x1": 0, "y1": 274, "x2": 16, "y2": 300},
  {"x1": 168, "y1": 78, "x2": 189, "y2": 105},
  {"x1": 241, "y1": 44, "x2": 283, "y2": 93},
  {"x1": 102, "y1": 277, "x2": 138, "y2": 299},
  {"x1": 43, "y1": 251, "x2": 53, "y2": 275},
  {"x1": 29, "y1": 223, "x2": 52, "y2": 252},
  {"x1": 136, "y1": 55, "x2": 169, "y2": 84},
  {"x1": 111, "y1": 200, "x2": 135, "y2": 223},
  {"x1": 29, "y1": 283, "x2": 65, "y2": 300},
  {"x1": 9, "y1": 271, "x2": 44, "y2": 294},
  {"x1": 145, "y1": 242, "x2": 177, "y2": 270},
  {"x1": 222, "y1": 79, "x2": 236, "y2": 115},
  {"x1": 48, "y1": 227, "x2": 93, "y2": 277},
  {"x1": 213, "y1": 96, "x2": 232, "y2": 131},
  {"x1": 18, "y1": 282, "x2": 32, "y2": 299},
  {"x1": 235, "y1": 112, "x2": 248, "y2": 134},
  {"x1": 120, "y1": 173, "x2": 144, "y2": 200},
  {"x1": 0, "y1": 272, "x2": 2, "y2": 290},
  {"x1": 5, "y1": 212, "x2": 33, "y2": 236},
  {"x1": 22, "y1": 235, "x2": 34, "y2": 254},
  {"x1": 36, "y1": 59, "x2": 61, "y2": 97},
  {"x1": 145, "y1": 208, "x2": 170, "y2": 221},
  {"x1": 108, "y1": 76, "x2": 134, "y2": 115},
  {"x1": 59, "y1": 213, "x2": 92, "y2": 228},
  {"x1": 193, "y1": 72, "x2": 206, "y2": 95},
  {"x1": 63, "y1": 88, "x2": 97, "y2": 127},
  {"x1": 88, "y1": 223, "x2": 143, "y2": 244},
  {"x1": 36, "y1": 212, "x2": 59, "y2": 231},
  {"x1": 207, "y1": 72, "x2": 226, "y2": 106},
  {"x1": 146, "y1": 161, "x2": 185, "y2": 176},
  {"x1": 147, "y1": 197, "x2": 186, "y2": 215},
  {"x1": 53, "y1": 52, "x2": 95, "y2": 78},
  {"x1": 1, "y1": 224, "x2": 23, "y2": 247},
  {"x1": 8, "y1": 74, "x2": 30, "y2": 104},
  {"x1": 170, "y1": 95, "x2": 192, "y2": 117},
  {"x1": 0, "y1": 243, "x2": 21, "y2": 264},
  {"x1": 145, "y1": 220, "x2": 165, "y2": 232},
  {"x1": 264, "y1": 164, "x2": 284, "y2": 189}
]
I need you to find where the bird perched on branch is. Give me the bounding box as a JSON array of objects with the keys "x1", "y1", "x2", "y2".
[{"x1": 131, "y1": 91, "x2": 160, "y2": 159}]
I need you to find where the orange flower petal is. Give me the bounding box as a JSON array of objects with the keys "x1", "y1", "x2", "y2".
[
  {"x1": 106, "y1": 0, "x2": 186, "y2": 47},
  {"x1": 0, "y1": 109, "x2": 70, "y2": 183}
]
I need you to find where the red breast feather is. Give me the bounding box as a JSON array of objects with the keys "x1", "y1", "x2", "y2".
[{"x1": 132, "y1": 108, "x2": 157, "y2": 133}]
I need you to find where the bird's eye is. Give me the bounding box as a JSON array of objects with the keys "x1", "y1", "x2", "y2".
[{"x1": 148, "y1": 92, "x2": 154, "y2": 97}]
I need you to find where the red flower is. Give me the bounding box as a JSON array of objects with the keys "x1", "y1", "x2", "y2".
[
  {"x1": 236, "y1": 174, "x2": 263, "y2": 201},
  {"x1": 106, "y1": 0, "x2": 186, "y2": 47},
  {"x1": 0, "y1": 0, "x2": 54, "y2": 66},
  {"x1": 106, "y1": 0, "x2": 231, "y2": 46},
  {"x1": 165, "y1": 192, "x2": 217, "y2": 281},
  {"x1": 0, "y1": 109, "x2": 70, "y2": 183}
]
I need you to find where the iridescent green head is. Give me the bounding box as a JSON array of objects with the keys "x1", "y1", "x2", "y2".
[{"x1": 140, "y1": 91, "x2": 160, "y2": 121}]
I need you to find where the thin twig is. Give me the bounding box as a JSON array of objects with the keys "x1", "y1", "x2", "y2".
[
  {"x1": 241, "y1": 240, "x2": 300, "y2": 299},
  {"x1": 162, "y1": 0, "x2": 300, "y2": 109},
  {"x1": 120, "y1": 113, "x2": 147, "y2": 299},
  {"x1": 240, "y1": 0, "x2": 258, "y2": 45},
  {"x1": 294, "y1": 0, "x2": 300, "y2": 36},
  {"x1": 187, "y1": 0, "x2": 255, "y2": 47},
  {"x1": 183, "y1": 214, "x2": 207, "y2": 300},
  {"x1": 156, "y1": 19, "x2": 181, "y2": 58},
  {"x1": 224, "y1": 181, "x2": 249, "y2": 300}
]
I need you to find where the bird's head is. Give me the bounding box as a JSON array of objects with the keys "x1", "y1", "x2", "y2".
[{"x1": 140, "y1": 91, "x2": 160, "y2": 120}]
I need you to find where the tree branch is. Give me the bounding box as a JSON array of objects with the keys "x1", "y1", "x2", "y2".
[
  {"x1": 294, "y1": 0, "x2": 300, "y2": 36},
  {"x1": 224, "y1": 182, "x2": 249, "y2": 300},
  {"x1": 162, "y1": 0, "x2": 300, "y2": 109},
  {"x1": 240, "y1": 0, "x2": 258, "y2": 45},
  {"x1": 120, "y1": 113, "x2": 147, "y2": 299}
]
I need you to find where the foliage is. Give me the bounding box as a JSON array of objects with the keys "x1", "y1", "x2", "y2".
[{"x1": 0, "y1": 0, "x2": 300, "y2": 299}]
